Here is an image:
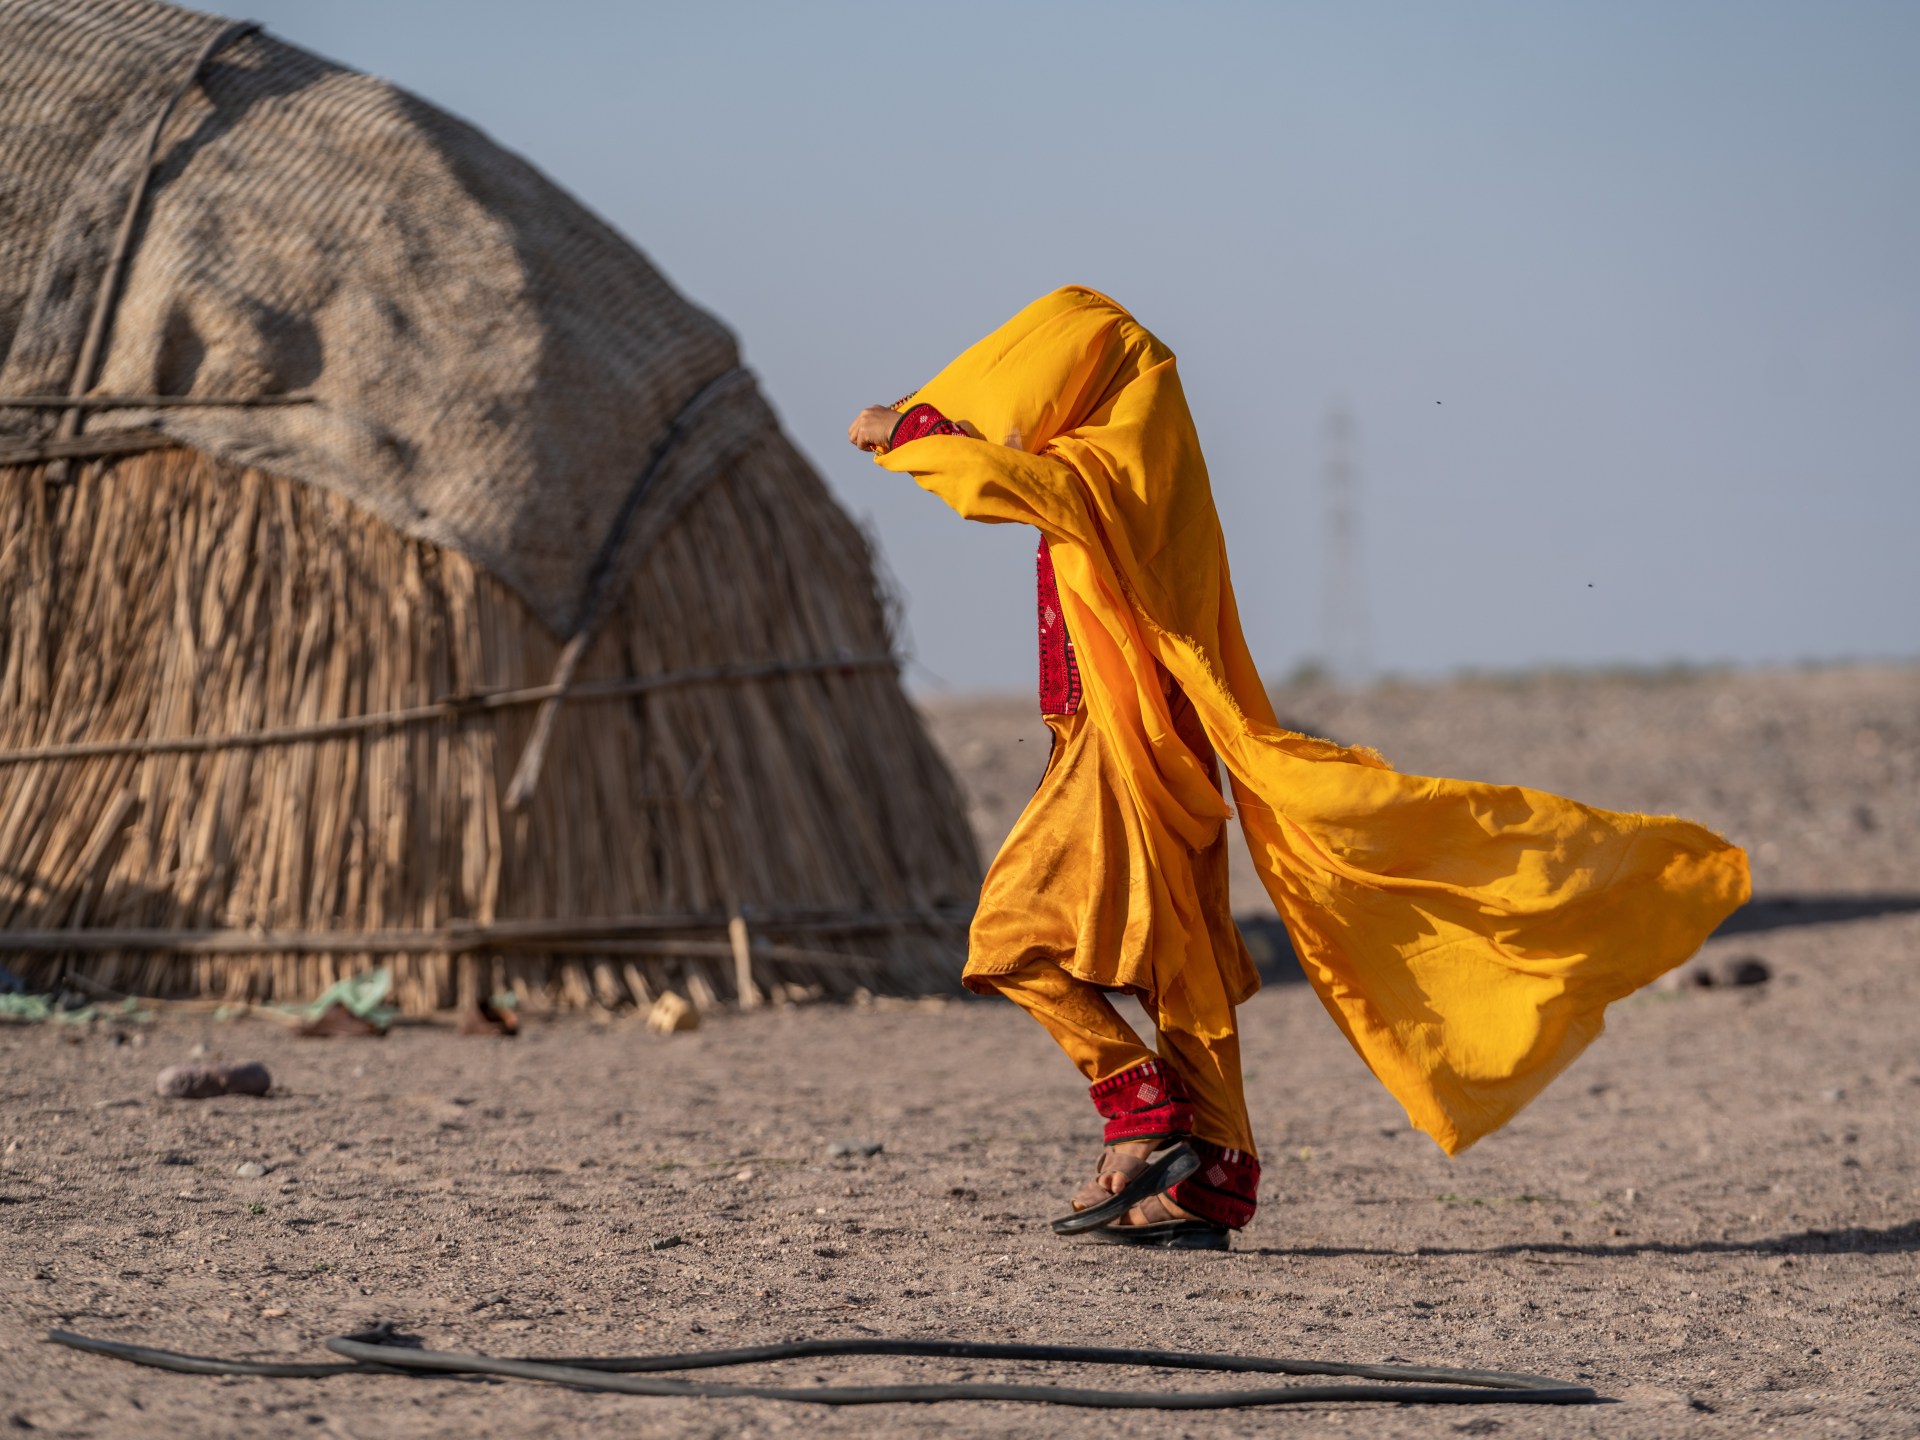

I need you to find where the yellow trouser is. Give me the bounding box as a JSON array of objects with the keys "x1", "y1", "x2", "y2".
[{"x1": 980, "y1": 957, "x2": 1257, "y2": 1156}]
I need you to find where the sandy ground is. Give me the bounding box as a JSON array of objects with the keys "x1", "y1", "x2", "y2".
[{"x1": 3, "y1": 664, "x2": 1917, "y2": 1438}]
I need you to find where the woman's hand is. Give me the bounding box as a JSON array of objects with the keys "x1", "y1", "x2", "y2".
[{"x1": 847, "y1": 406, "x2": 899, "y2": 453}]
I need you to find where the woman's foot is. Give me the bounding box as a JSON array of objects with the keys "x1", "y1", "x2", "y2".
[
  {"x1": 1053, "y1": 1138, "x2": 1202, "y2": 1235},
  {"x1": 1109, "y1": 1190, "x2": 1199, "y2": 1228},
  {"x1": 1079, "y1": 1138, "x2": 1200, "y2": 1223}
]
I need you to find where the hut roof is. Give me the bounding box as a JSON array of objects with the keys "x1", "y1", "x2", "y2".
[{"x1": 0, "y1": 0, "x2": 745, "y2": 635}]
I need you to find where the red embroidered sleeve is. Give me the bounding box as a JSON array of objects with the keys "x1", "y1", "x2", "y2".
[
  {"x1": 888, "y1": 401, "x2": 969, "y2": 448},
  {"x1": 889, "y1": 400, "x2": 1082, "y2": 717}
]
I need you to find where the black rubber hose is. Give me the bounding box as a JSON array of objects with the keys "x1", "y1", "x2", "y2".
[{"x1": 47, "y1": 1327, "x2": 1598, "y2": 1408}]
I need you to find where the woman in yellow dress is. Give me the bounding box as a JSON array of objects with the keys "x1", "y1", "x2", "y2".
[{"x1": 849, "y1": 288, "x2": 1749, "y2": 1251}]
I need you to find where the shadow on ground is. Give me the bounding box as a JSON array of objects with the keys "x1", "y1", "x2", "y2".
[{"x1": 1257, "y1": 1219, "x2": 1920, "y2": 1260}]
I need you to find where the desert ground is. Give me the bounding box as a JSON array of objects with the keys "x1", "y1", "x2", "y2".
[{"x1": 3, "y1": 663, "x2": 1916, "y2": 1438}]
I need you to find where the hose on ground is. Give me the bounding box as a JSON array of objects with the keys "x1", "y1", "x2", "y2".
[{"x1": 47, "y1": 1325, "x2": 1599, "y2": 1408}]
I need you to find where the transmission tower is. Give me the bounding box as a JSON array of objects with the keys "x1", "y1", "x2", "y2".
[{"x1": 1318, "y1": 403, "x2": 1372, "y2": 685}]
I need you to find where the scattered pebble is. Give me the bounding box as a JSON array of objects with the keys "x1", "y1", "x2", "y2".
[
  {"x1": 235, "y1": 1161, "x2": 267, "y2": 1178},
  {"x1": 1688, "y1": 954, "x2": 1771, "y2": 988},
  {"x1": 732, "y1": 1168, "x2": 755, "y2": 1182},
  {"x1": 155, "y1": 1061, "x2": 272, "y2": 1099},
  {"x1": 1820, "y1": 1087, "x2": 1846, "y2": 1103},
  {"x1": 647, "y1": 992, "x2": 700, "y2": 1034}
]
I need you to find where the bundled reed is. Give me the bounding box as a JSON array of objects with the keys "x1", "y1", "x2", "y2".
[{"x1": 0, "y1": 432, "x2": 980, "y2": 1014}]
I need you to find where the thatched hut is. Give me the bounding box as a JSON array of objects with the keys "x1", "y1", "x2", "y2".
[{"x1": 0, "y1": 0, "x2": 980, "y2": 1014}]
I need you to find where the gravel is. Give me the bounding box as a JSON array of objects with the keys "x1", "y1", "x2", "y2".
[{"x1": 2, "y1": 663, "x2": 1914, "y2": 1438}]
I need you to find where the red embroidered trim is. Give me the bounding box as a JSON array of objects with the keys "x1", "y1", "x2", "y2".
[
  {"x1": 1037, "y1": 538, "x2": 1082, "y2": 716},
  {"x1": 1167, "y1": 1139, "x2": 1261, "y2": 1229},
  {"x1": 888, "y1": 404, "x2": 1081, "y2": 721},
  {"x1": 889, "y1": 402, "x2": 967, "y2": 448},
  {"x1": 1089, "y1": 1059, "x2": 1194, "y2": 1144}
]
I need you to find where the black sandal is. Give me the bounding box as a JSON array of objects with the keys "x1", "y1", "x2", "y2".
[
  {"x1": 1091, "y1": 1217, "x2": 1230, "y2": 1251},
  {"x1": 1051, "y1": 1139, "x2": 1200, "y2": 1235}
]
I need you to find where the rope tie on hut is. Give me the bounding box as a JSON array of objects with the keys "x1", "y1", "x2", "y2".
[{"x1": 45, "y1": 20, "x2": 262, "y2": 485}]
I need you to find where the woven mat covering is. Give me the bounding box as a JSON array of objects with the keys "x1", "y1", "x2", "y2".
[{"x1": 0, "y1": 0, "x2": 747, "y2": 635}]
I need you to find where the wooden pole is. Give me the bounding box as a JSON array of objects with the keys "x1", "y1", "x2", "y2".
[
  {"x1": 503, "y1": 367, "x2": 752, "y2": 810},
  {"x1": 0, "y1": 654, "x2": 894, "y2": 766},
  {"x1": 0, "y1": 905, "x2": 971, "y2": 956},
  {"x1": 0, "y1": 393, "x2": 315, "y2": 410}
]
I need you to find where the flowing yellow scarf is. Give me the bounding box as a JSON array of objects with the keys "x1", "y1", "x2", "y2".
[{"x1": 877, "y1": 286, "x2": 1750, "y2": 1155}]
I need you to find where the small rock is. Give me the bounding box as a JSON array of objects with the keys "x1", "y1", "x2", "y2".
[
  {"x1": 646, "y1": 992, "x2": 700, "y2": 1034},
  {"x1": 648, "y1": 1235, "x2": 683, "y2": 1251},
  {"x1": 260, "y1": 1307, "x2": 288, "y2": 1318},
  {"x1": 732, "y1": 1168, "x2": 755, "y2": 1182},
  {"x1": 155, "y1": 1061, "x2": 272, "y2": 1099},
  {"x1": 1820, "y1": 1087, "x2": 1846, "y2": 1104},
  {"x1": 457, "y1": 998, "x2": 520, "y2": 1037},
  {"x1": 235, "y1": 1161, "x2": 267, "y2": 1178},
  {"x1": 827, "y1": 1140, "x2": 883, "y2": 1159},
  {"x1": 1687, "y1": 954, "x2": 1771, "y2": 988}
]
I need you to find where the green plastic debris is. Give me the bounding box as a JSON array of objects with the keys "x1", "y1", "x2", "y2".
[
  {"x1": 0, "y1": 993, "x2": 122, "y2": 1025},
  {"x1": 279, "y1": 967, "x2": 398, "y2": 1031},
  {"x1": 0, "y1": 992, "x2": 59, "y2": 1023}
]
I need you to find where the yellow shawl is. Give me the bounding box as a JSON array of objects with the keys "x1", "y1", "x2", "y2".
[{"x1": 877, "y1": 286, "x2": 1750, "y2": 1155}]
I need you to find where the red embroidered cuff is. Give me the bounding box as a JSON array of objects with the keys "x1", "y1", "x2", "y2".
[
  {"x1": 1089, "y1": 1059, "x2": 1194, "y2": 1144},
  {"x1": 889, "y1": 402, "x2": 968, "y2": 448},
  {"x1": 1167, "y1": 1140, "x2": 1261, "y2": 1229}
]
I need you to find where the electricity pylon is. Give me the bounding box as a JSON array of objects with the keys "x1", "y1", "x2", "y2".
[{"x1": 1319, "y1": 403, "x2": 1372, "y2": 685}]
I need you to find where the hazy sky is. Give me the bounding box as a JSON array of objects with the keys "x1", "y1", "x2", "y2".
[{"x1": 240, "y1": 1, "x2": 1918, "y2": 692}]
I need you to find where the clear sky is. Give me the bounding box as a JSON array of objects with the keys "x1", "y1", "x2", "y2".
[{"x1": 239, "y1": 0, "x2": 1918, "y2": 692}]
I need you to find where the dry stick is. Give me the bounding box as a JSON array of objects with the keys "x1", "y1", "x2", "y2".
[
  {"x1": 0, "y1": 394, "x2": 315, "y2": 410},
  {"x1": 541, "y1": 938, "x2": 887, "y2": 971},
  {"x1": 503, "y1": 366, "x2": 753, "y2": 811},
  {"x1": 0, "y1": 431, "x2": 176, "y2": 467},
  {"x1": 46, "y1": 21, "x2": 260, "y2": 483},
  {"x1": 686, "y1": 735, "x2": 759, "y2": 1010},
  {"x1": 0, "y1": 654, "x2": 894, "y2": 765},
  {"x1": 664, "y1": 737, "x2": 766, "y2": 1004},
  {"x1": 0, "y1": 907, "x2": 969, "y2": 956}
]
